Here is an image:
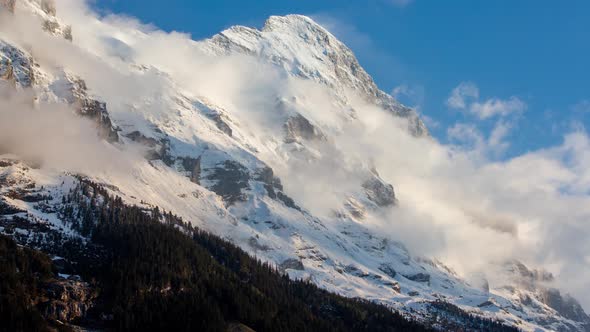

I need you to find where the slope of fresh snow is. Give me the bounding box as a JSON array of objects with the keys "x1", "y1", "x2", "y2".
[{"x1": 0, "y1": 2, "x2": 588, "y2": 331}]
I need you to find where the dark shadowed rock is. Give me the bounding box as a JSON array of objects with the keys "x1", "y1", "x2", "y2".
[
  {"x1": 41, "y1": 0, "x2": 57, "y2": 16},
  {"x1": 540, "y1": 288, "x2": 590, "y2": 324},
  {"x1": 344, "y1": 265, "x2": 368, "y2": 277},
  {"x1": 280, "y1": 258, "x2": 305, "y2": 271},
  {"x1": 247, "y1": 236, "x2": 271, "y2": 251},
  {"x1": 205, "y1": 160, "x2": 250, "y2": 205},
  {"x1": 0, "y1": 40, "x2": 35, "y2": 88},
  {"x1": 362, "y1": 173, "x2": 396, "y2": 207},
  {"x1": 284, "y1": 114, "x2": 326, "y2": 143},
  {"x1": 125, "y1": 131, "x2": 159, "y2": 148},
  {"x1": 125, "y1": 131, "x2": 174, "y2": 162},
  {"x1": 255, "y1": 166, "x2": 283, "y2": 198},
  {"x1": 181, "y1": 156, "x2": 202, "y2": 184},
  {"x1": 254, "y1": 166, "x2": 301, "y2": 210},
  {"x1": 404, "y1": 273, "x2": 430, "y2": 284},
  {"x1": 79, "y1": 98, "x2": 119, "y2": 142},
  {"x1": 378, "y1": 264, "x2": 397, "y2": 279},
  {"x1": 49, "y1": 75, "x2": 119, "y2": 142},
  {"x1": 39, "y1": 280, "x2": 97, "y2": 323},
  {"x1": 63, "y1": 25, "x2": 73, "y2": 42},
  {"x1": 209, "y1": 113, "x2": 233, "y2": 137}
]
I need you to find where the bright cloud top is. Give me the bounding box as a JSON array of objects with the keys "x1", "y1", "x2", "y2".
[{"x1": 447, "y1": 82, "x2": 527, "y2": 119}]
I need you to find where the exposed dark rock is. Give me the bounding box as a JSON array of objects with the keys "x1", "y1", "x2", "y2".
[
  {"x1": 254, "y1": 166, "x2": 300, "y2": 210},
  {"x1": 55, "y1": 75, "x2": 118, "y2": 142},
  {"x1": 255, "y1": 166, "x2": 283, "y2": 196},
  {"x1": 247, "y1": 236, "x2": 271, "y2": 251},
  {"x1": 205, "y1": 160, "x2": 250, "y2": 205},
  {"x1": 0, "y1": 58, "x2": 15, "y2": 85},
  {"x1": 540, "y1": 288, "x2": 590, "y2": 323},
  {"x1": 42, "y1": 20, "x2": 61, "y2": 34},
  {"x1": 41, "y1": 0, "x2": 57, "y2": 16},
  {"x1": 39, "y1": 280, "x2": 97, "y2": 323},
  {"x1": 125, "y1": 130, "x2": 159, "y2": 148},
  {"x1": 0, "y1": 159, "x2": 17, "y2": 167},
  {"x1": 126, "y1": 131, "x2": 173, "y2": 161},
  {"x1": 0, "y1": 41, "x2": 35, "y2": 88},
  {"x1": 78, "y1": 98, "x2": 119, "y2": 143},
  {"x1": 408, "y1": 291, "x2": 419, "y2": 297},
  {"x1": 181, "y1": 156, "x2": 201, "y2": 184},
  {"x1": 477, "y1": 300, "x2": 495, "y2": 308},
  {"x1": 284, "y1": 114, "x2": 325, "y2": 143},
  {"x1": 279, "y1": 258, "x2": 305, "y2": 271},
  {"x1": 63, "y1": 25, "x2": 73, "y2": 42},
  {"x1": 208, "y1": 113, "x2": 233, "y2": 137},
  {"x1": 510, "y1": 260, "x2": 554, "y2": 282},
  {"x1": 378, "y1": 264, "x2": 397, "y2": 279},
  {"x1": 344, "y1": 265, "x2": 368, "y2": 277},
  {"x1": 404, "y1": 273, "x2": 431, "y2": 284},
  {"x1": 362, "y1": 173, "x2": 396, "y2": 207},
  {"x1": 276, "y1": 191, "x2": 299, "y2": 210}
]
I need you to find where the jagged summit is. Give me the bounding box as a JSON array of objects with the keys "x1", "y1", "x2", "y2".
[
  {"x1": 1, "y1": 5, "x2": 587, "y2": 331},
  {"x1": 206, "y1": 14, "x2": 427, "y2": 136}
]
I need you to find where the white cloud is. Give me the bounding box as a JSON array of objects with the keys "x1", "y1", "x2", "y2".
[
  {"x1": 470, "y1": 96, "x2": 527, "y2": 119},
  {"x1": 446, "y1": 81, "x2": 479, "y2": 109},
  {"x1": 447, "y1": 82, "x2": 526, "y2": 119}
]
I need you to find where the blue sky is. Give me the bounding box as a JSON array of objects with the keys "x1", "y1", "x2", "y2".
[{"x1": 96, "y1": 0, "x2": 590, "y2": 158}]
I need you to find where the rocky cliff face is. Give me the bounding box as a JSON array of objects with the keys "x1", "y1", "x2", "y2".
[
  {"x1": 0, "y1": 2, "x2": 588, "y2": 331},
  {"x1": 40, "y1": 279, "x2": 98, "y2": 324},
  {"x1": 53, "y1": 74, "x2": 119, "y2": 142},
  {"x1": 0, "y1": 40, "x2": 35, "y2": 88}
]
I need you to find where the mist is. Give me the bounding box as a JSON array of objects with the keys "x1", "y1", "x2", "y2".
[
  {"x1": 0, "y1": 87, "x2": 143, "y2": 175},
  {"x1": 1, "y1": 0, "x2": 588, "y2": 311}
]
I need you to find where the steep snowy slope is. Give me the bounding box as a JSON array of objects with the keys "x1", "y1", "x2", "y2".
[
  {"x1": 0, "y1": 1, "x2": 589, "y2": 331},
  {"x1": 201, "y1": 15, "x2": 427, "y2": 136}
]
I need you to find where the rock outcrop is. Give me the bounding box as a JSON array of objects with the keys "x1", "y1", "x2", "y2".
[
  {"x1": 0, "y1": 40, "x2": 35, "y2": 88},
  {"x1": 284, "y1": 114, "x2": 326, "y2": 143},
  {"x1": 40, "y1": 279, "x2": 98, "y2": 323},
  {"x1": 362, "y1": 172, "x2": 397, "y2": 207},
  {"x1": 52, "y1": 74, "x2": 119, "y2": 142}
]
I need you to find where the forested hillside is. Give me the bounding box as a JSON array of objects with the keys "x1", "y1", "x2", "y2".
[{"x1": 1, "y1": 180, "x2": 437, "y2": 331}]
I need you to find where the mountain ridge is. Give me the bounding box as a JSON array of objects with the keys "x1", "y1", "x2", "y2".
[{"x1": 0, "y1": 2, "x2": 588, "y2": 331}]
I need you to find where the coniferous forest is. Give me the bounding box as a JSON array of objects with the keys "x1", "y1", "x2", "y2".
[{"x1": 0, "y1": 180, "x2": 518, "y2": 331}]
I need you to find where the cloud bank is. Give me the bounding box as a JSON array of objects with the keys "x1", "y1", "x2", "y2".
[{"x1": 1, "y1": 0, "x2": 589, "y2": 312}]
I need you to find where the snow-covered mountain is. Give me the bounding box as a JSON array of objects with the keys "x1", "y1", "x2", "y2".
[{"x1": 1, "y1": 1, "x2": 589, "y2": 331}]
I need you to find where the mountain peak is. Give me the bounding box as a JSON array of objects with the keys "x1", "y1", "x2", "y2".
[
  {"x1": 205, "y1": 14, "x2": 427, "y2": 136},
  {"x1": 261, "y1": 14, "x2": 332, "y2": 37}
]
